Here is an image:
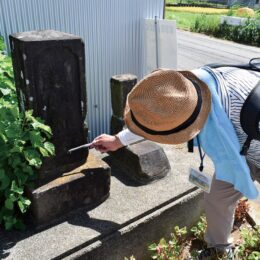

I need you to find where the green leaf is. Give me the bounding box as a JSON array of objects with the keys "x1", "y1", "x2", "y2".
[
  {"x1": 148, "y1": 243, "x2": 158, "y2": 251},
  {"x1": 39, "y1": 147, "x2": 49, "y2": 156},
  {"x1": 4, "y1": 215, "x2": 17, "y2": 230},
  {"x1": 5, "y1": 198, "x2": 14, "y2": 210},
  {"x1": 43, "y1": 141, "x2": 55, "y2": 155},
  {"x1": 0, "y1": 87, "x2": 11, "y2": 96},
  {"x1": 10, "y1": 180, "x2": 24, "y2": 195},
  {"x1": 0, "y1": 169, "x2": 10, "y2": 190},
  {"x1": 18, "y1": 201, "x2": 26, "y2": 213},
  {"x1": 9, "y1": 193, "x2": 17, "y2": 202},
  {"x1": 32, "y1": 121, "x2": 52, "y2": 134},
  {"x1": 29, "y1": 130, "x2": 43, "y2": 147},
  {"x1": 23, "y1": 149, "x2": 42, "y2": 168},
  {"x1": 0, "y1": 133, "x2": 8, "y2": 143},
  {"x1": 18, "y1": 196, "x2": 31, "y2": 213}
]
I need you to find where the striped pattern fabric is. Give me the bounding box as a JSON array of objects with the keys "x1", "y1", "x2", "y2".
[{"x1": 210, "y1": 67, "x2": 260, "y2": 168}]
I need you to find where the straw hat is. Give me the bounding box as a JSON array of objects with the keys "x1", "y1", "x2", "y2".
[{"x1": 124, "y1": 69, "x2": 211, "y2": 144}]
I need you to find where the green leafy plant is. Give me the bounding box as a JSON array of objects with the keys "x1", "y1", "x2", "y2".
[
  {"x1": 148, "y1": 226, "x2": 187, "y2": 259},
  {"x1": 190, "y1": 215, "x2": 207, "y2": 243},
  {"x1": 190, "y1": 14, "x2": 260, "y2": 47},
  {"x1": 0, "y1": 39, "x2": 55, "y2": 230},
  {"x1": 236, "y1": 226, "x2": 260, "y2": 259}
]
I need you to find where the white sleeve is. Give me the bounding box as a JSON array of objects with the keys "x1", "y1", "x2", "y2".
[{"x1": 116, "y1": 128, "x2": 144, "y2": 146}]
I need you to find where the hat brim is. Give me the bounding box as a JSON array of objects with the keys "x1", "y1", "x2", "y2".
[{"x1": 124, "y1": 71, "x2": 212, "y2": 144}]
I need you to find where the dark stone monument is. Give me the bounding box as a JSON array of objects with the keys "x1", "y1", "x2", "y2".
[
  {"x1": 110, "y1": 74, "x2": 137, "y2": 134},
  {"x1": 10, "y1": 30, "x2": 110, "y2": 226},
  {"x1": 10, "y1": 30, "x2": 88, "y2": 183},
  {"x1": 110, "y1": 74, "x2": 171, "y2": 183}
]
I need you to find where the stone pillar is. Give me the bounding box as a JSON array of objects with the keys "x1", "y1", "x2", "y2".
[
  {"x1": 10, "y1": 30, "x2": 110, "y2": 226},
  {"x1": 109, "y1": 74, "x2": 170, "y2": 184},
  {"x1": 110, "y1": 74, "x2": 137, "y2": 134},
  {"x1": 10, "y1": 30, "x2": 88, "y2": 183}
]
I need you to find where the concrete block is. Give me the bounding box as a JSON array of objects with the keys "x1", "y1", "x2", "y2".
[
  {"x1": 27, "y1": 153, "x2": 110, "y2": 226},
  {"x1": 110, "y1": 140, "x2": 170, "y2": 184}
]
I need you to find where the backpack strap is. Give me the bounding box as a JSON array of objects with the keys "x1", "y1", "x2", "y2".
[
  {"x1": 240, "y1": 80, "x2": 260, "y2": 155},
  {"x1": 188, "y1": 138, "x2": 194, "y2": 153}
]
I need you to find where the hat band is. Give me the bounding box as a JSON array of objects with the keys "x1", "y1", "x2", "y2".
[{"x1": 130, "y1": 80, "x2": 202, "y2": 136}]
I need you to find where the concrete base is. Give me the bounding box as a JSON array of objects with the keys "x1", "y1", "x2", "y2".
[
  {"x1": 0, "y1": 146, "x2": 214, "y2": 260},
  {"x1": 27, "y1": 153, "x2": 111, "y2": 227}
]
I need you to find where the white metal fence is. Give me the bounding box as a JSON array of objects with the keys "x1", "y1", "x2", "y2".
[{"x1": 0, "y1": 0, "x2": 165, "y2": 140}]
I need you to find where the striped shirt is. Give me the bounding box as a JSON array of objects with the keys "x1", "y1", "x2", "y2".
[{"x1": 206, "y1": 67, "x2": 260, "y2": 168}]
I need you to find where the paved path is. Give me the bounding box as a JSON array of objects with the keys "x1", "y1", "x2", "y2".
[{"x1": 176, "y1": 29, "x2": 260, "y2": 70}]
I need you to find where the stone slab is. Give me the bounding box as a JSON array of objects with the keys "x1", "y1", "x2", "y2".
[
  {"x1": 110, "y1": 140, "x2": 171, "y2": 184},
  {"x1": 27, "y1": 153, "x2": 110, "y2": 227},
  {"x1": 0, "y1": 145, "x2": 214, "y2": 260}
]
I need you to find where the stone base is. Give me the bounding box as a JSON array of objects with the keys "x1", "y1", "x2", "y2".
[
  {"x1": 27, "y1": 153, "x2": 110, "y2": 226},
  {"x1": 1, "y1": 145, "x2": 216, "y2": 260},
  {"x1": 110, "y1": 140, "x2": 170, "y2": 184}
]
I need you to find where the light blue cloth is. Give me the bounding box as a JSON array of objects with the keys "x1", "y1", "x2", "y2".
[{"x1": 192, "y1": 67, "x2": 258, "y2": 199}]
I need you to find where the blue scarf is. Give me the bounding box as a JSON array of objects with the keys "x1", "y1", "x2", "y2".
[{"x1": 192, "y1": 67, "x2": 258, "y2": 199}]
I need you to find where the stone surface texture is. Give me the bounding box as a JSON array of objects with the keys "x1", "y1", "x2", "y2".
[
  {"x1": 10, "y1": 30, "x2": 88, "y2": 183},
  {"x1": 27, "y1": 153, "x2": 111, "y2": 226},
  {"x1": 110, "y1": 140, "x2": 171, "y2": 183},
  {"x1": 0, "y1": 145, "x2": 215, "y2": 260}
]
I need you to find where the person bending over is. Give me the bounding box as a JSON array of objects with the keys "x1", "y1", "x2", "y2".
[{"x1": 93, "y1": 67, "x2": 260, "y2": 260}]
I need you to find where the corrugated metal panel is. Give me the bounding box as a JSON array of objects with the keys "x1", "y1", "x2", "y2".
[{"x1": 0, "y1": 0, "x2": 164, "y2": 140}]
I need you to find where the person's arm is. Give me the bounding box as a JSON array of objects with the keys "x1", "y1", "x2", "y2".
[
  {"x1": 92, "y1": 129, "x2": 144, "y2": 153},
  {"x1": 117, "y1": 128, "x2": 144, "y2": 146}
]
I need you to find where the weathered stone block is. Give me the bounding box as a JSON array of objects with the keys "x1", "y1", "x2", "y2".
[
  {"x1": 110, "y1": 140, "x2": 170, "y2": 183},
  {"x1": 9, "y1": 30, "x2": 88, "y2": 183},
  {"x1": 110, "y1": 74, "x2": 137, "y2": 118},
  {"x1": 27, "y1": 153, "x2": 110, "y2": 226},
  {"x1": 110, "y1": 115, "x2": 125, "y2": 135}
]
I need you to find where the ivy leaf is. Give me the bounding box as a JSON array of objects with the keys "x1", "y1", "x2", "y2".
[
  {"x1": 44, "y1": 142, "x2": 55, "y2": 155},
  {"x1": 148, "y1": 243, "x2": 157, "y2": 251},
  {"x1": 9, "y1": 193, "x2": 17, "y2": 202},
  {"x1": 10, "y1": 180, "x2": 23, "y2": 195},
  {"x1": 23, "y1": 149, "x2": 42, "y2": 168},
  {"x1": 31, "y1": 121, "x2": 52, "y2": 135},
  {"x1": 18, "y1": 196, "x2": 31, "y2": 213},
  {"x1": 0, "y1": 133, "x2": 7, "y2": 143},
  {"x1": 0, "y1": 87, "x2": 11, "y2": 96},
  {"x1": 4, "y1": 215, "x2": 17, "y2": 230},
  {"x1": 29, "y1": 130, "x2": 43, "y2": 148},
  {"x1": 39, "y1": 147, "x2": 49, "y2": 157},
  {"x1": 17, "y1": 201, "x2": 26, "y2": 213},
  {"x1": 5, "y1": 198, "x2": 14, "y2": 210},
  {"x1": 0, "y1": 169, "x2": 10, "y2": 190}
]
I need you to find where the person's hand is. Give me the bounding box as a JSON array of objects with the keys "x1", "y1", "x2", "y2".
[{"x1": 92, "y1": 134, "x2": 124, "y2": 153}]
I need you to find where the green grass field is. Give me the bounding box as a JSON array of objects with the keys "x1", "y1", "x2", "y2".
[{"x1": 165, "y1": 8, "x2": 222, "y2": 30}]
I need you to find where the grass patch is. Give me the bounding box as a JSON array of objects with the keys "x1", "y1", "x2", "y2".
[{"x1": 165, "y1": 8, "x2": 222, "y2": 30}]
